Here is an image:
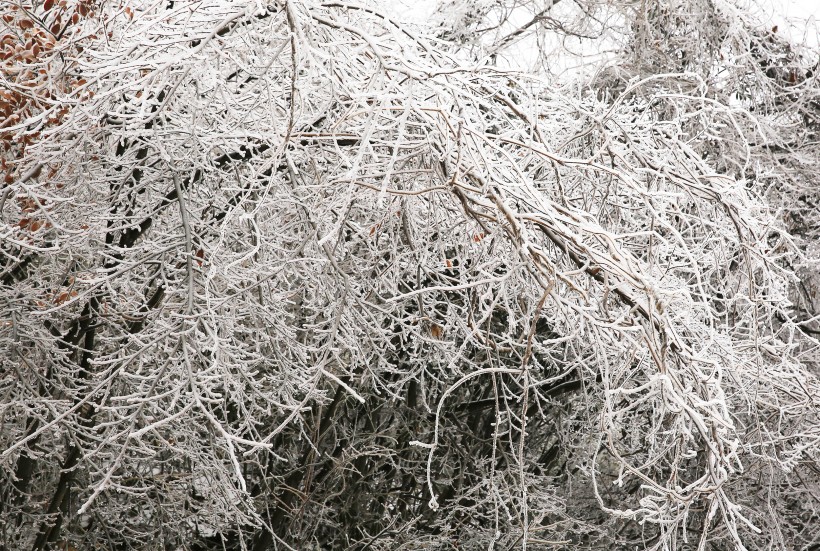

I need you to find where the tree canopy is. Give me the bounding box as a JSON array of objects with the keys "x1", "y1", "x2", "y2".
[{"x1": 1, "y1": 1, "x2": 819, "y2": 549}]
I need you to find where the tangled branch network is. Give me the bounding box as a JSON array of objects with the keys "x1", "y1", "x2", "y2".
[{"x1": 1, "y1": 0, "x2": 819, "y2": 549}]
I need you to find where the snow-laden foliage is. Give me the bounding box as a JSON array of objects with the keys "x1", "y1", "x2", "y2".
[{"x1": 1, "y1": 1, "x2": 819, "y2": 549}]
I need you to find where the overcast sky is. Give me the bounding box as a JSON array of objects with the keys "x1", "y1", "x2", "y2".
[
  {"x1": 765, "y1": 0, "x2": 818, "y2": 44},
  {"x1": 394, "y1": 0, "x2": 818, "y2": 47}
]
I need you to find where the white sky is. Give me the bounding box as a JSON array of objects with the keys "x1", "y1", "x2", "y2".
[
  {"x1": 392, "y1": 0, "x2": 818, "y2": 48},
  {"x1": 762, "y1": 0, "x2": 818, "y2": 46}
]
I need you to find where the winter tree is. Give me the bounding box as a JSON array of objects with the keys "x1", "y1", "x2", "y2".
[{"x1": 1, "y1": 0, "x2": 819, "y2": 549}]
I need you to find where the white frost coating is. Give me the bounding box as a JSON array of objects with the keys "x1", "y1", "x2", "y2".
[{"x1": 1, "y1": 0, "x2": 818, "y2": 549}]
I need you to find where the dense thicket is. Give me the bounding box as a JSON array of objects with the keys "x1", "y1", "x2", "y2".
[{"x1": 1, "y1": 1, "x2": 818, "y2": 549}]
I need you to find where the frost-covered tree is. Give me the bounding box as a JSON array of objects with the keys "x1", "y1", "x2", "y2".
[{"x1": 1, "y1": 1, "x2": 819, "y2": 550}]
